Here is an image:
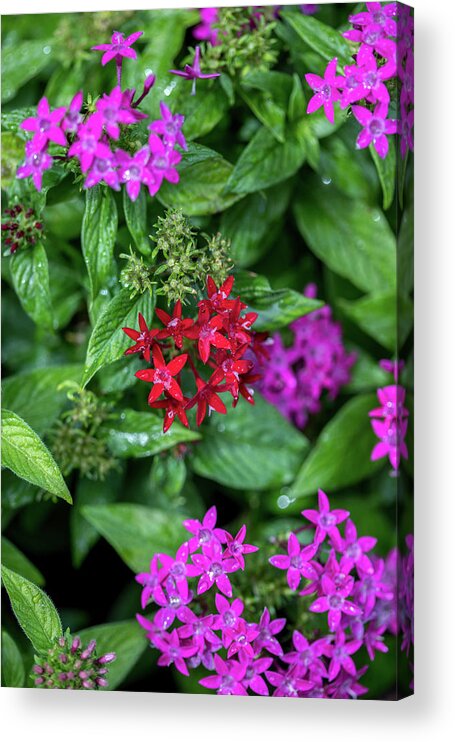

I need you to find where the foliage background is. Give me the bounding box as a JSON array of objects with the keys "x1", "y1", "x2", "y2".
[{"x1": 1, "y1": 4, "x2": 413, "y2": 698}]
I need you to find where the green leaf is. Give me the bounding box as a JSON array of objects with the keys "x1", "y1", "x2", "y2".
[
  {"x1": 281, "y1": 11, "x2": 353, "y2": 68},
  {"x1": 44, "y1": 63, "x2": 84, "y2": 107},
  {"x1": 240, "y1": 71, "x2": 293, "y2": 143},
  {"x1": 82, "y1": 288, "x2": 155, "y2": 387},
  {"x1": 190, "y1": 394, "x2": 309, "y2": 490},
  {"x1": 78, "y1": 620, "x2": 148, "y2": 691},
  {"x1": 234, "y1": 270, "x2": 323, "y2": 331},
  {"x1": 1, "y1": 108, "x2": 36, "y2": 139},
  {"x1": 81, "y1": 186, "x2": 118, "y2": 320},
  {"x1": 10, "y1": 243, "x2": 53, "y2": 330},
  {"x1": 174, "y1": 82, "x2": 229, "y2": 141},
  {"x1": 158, "y1": 144, "x2": 241, "y2": 215},
  {"x1": 1, "y1": 537, "x2": 45, "y2": 586},
  {"x1": 1, "y1": 409, "x2": 72, "y2": 504},
  {"x1": 344, "y1": 347, "x2": 390, "y2": 393},
  {"x1": 2, "y1": 364, "x2": 83, "y2": 436},
  {"x1": 293, "y1": 178, "x2": 396, "y2": 294},
  {"x1": 288, "y1": 394, "x2": 383, "y2": 502},
  {"x1": 226, "y1": 125, "x2": 306, "y2": 195},
  {"x1": 1, "y1": 630, "x2": 25, "y2": 688},
  {"x1": 71, "y1": 471, "x2": 123, "y2": 569},
  {"x1": 81, "y1": 503, "x2": 189, "y2": 572},
  {"x1": 1, "y1": 566, "x2": 62, "y2": 654},
  {"x1": 1, "y1": 40, "x2": 55, "y2": 103},
  {"x1": 101, "y1": 409, "x2": 201, "y2": 459},
  {"x1": 339, "y1": 292, "x2": 413, "y2": 352},
  {"x1": 370, "y1": 139, "x2": 396, "y2": 211},
  {"x1": 318, "y1": 136, "x2": 375, "y2": 201},
  {"x1": 220, "y1": 183, "x2": 291, "y2": 267},
  {"x1": 123, "y1": 188, "x2": 151, "y2": 256}
]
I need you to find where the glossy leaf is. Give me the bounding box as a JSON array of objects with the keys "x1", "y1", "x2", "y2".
[
  {"x1": 370, "y1": 139, "x2": 396, "y2": 211},
  {"x1": 240, "y1": 71, "x2": 293, "y2": 142},
  {"x1": 78, "y1": 620, "x2": 148, "y2": 691},
  {"x1": 1, "y1": 409, "x2": 72, "y2": 504},
  {"x1": 281, "y1": 10, "x2": 353, "y2": 68},
  {"x1": 82, "y1": 288, "x2": 155, "y2": 387},
  {"x1": 190, "y1": 394, "x2": 309, "y2": 490},
  {"x1": 1, "y1": 537, "x2": 45, "y2": 586},
  {"x1": 1, "y1": 630, "x2": 25, "y2": 688},
  {"x1": 101, "y1": 409, "x2": 201, "y2": 459},
  {"x1": 1, "y1": 566, "x2": 62, "y2": 654},
  {"x1": 2, "y1": 40, "x2": 55, "y2": 103},
  {"x1": 10, "y1": 243, "x2": 53, "y2": 330},
  {"x1": 81, "y1": 186, "x2": 118, "y2": 319},
  {"x1": 81, "y1": 503, "x2": 189, "y2": 572},
  {"x1": 123, "y1": 188, "x2": 151, "y2": 256},
  {"x1": 339, "y1": 292, "x2": 413, "y2": 352}
]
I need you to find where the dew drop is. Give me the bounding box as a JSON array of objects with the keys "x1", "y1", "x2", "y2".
[
  {"x1": 321, "y1": 175, "x2": 332, "y2": 186},
  {"x1": 277, "y1": 495, "x2": 290, "y2": 509},
  {"x1": 164, "y1": 80, "x2": 177, "y2": 97},
  {"x1": 43, "y1": 45, "x2": 52, "y2": 55},
  {"x1": 372, "y1": 211, "x2": 381, "y2": 222}
]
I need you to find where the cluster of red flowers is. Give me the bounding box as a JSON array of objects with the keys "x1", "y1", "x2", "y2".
[{"x1": 123, "y1": 275, "x2": 266, "y2": 431}]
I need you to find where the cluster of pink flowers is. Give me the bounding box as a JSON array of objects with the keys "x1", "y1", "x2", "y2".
[
  {"x1": 136, "y1": 492, "x2": 410, "y2": 698},
  {"x1": 305, "y1": 3, "x2": 413, "y2": 160},
  {"x1": 256, "y1": 284, "x2": 356, "y2": 429},
  {"x1": 123, "y1": 275, "x2": 267, "y2": 431},
  {"x1": 369, "y1": 359, "x2": 409, "y2": 471},
  {"x1": 17, "y1": 31, "x2": 186, "y2": 201}
]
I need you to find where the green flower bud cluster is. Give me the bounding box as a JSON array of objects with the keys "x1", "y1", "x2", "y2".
[
  {"x1": 120, "y1": 247, "x2": 155, "y2": 298},
  {"x1": 32, "y1": 630, "x2": 116, "y2": 690}
]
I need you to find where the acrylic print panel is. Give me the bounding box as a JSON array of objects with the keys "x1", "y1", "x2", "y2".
[{"x1": 1, "y1": 2, "x2": 413, "y2": 700}]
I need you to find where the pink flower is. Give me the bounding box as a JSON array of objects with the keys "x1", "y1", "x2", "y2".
[
  {"x1": 224, "y1": 618, "x2": 259, "y2": 659},
  {"x1": 183, "y1": 506, "x2": 226, "y2": 552},
  {"x1": 135, "y1": 344, "x2": 188, "y2": 403},
  {"x1": 154, "y1": 629, "x2": 198, "y2": 676},
  {"x1": 21, "y1": 97, "x2": 67, "y2": 147},
  {"x1": 348, "y1": 2, "x2": 398, "y2": 37},
  {"x1": 340, "y1": 519, "x2": 377, "y2": 576},
  {"x1": 135, "y1": 554, "x2": 168, "y2": 609},
  {"x1": 156, "y1": 542, "x2": 200, "y2": 600},
  {"x1": 302, "y1": 489, "x2": 349, "y2": 548},
  {"x1": 96, "y1": 86, "x2": 144, "y2": 140},
  {"x1": 149, "y1": 102, "x2": 187, "y2": 150},
  {"x1": 269, "y1": 533, "x2": 318, "y2": 590},
  {"x1": 67, "y1": 113, "x2": 106, "y2": 173},
  {"x1": 265, "y1": 667, "x2": 314, "y2": 697},
  {"x1": 17, "y1": 140, "x2": 53, "y2": 191},
  {"x1": 282, "y1": 631, "x2": 329, "y2": 679},
  {"x1": 370, "y1": 417, "x2": 408, "y2": 470},
  {"x1": 352, "y1": 103, "x2": 398, "y2": 159},
  {"x1": 379, "y1": 358, "x2": 405, "y2": 381},
  {"x1": 369, "y1": 384, "x2": 409, "y2": 420},
  {"x1": 241, "y1": 656, "x2": 273, "y2": 695},
  {"x1": 305, "y1": 58, "x2": 343, "y2": 124},
  {"x1": 223, "y1": 525, "x2": 258, "y2": 569},
  {"x1": 84, "y1": 148, "x2": 120, "y2": 191},
  {"x1": 323, "y1": 630, "x2": 363, "y2": 681},
  {"x1": 116, "y1": 147, "x2": 156, "y2": 202},
  {"x1": 176, "y1": 607, "x2": 218, "y2": 649},
  {"x1": 199, "y1": 655, "x2": 248, "y2": 695},
  {"x1": 309, "y1": 573, "x2": 361, "y2": 631},
  {"x1": 92, "y1": 31, "x2": 143, "y2": 86},
  {"x1": 253, "y1": 607, "x2": 286, "y2": 657},
  {"x1": 212, "y1": 594, "x2": 244, "y2": 635},
  {"x1": 147, "y1": 133, "x2": 182, "y2": 195},
  {"x1": 193, "y1": 8, "x2": 219, "y2": 46},
  {"x1": 170, "y1": 46, "x2": 220, "y2": 96},
  {"x1": 191, "y1": 541, "x2": 239, "y2": 597},
  {"x1": 62, "y1": 91, "x2": 83, "y2": 133}
]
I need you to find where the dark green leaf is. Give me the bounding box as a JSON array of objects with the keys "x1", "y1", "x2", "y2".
[
  {"x1": 1, "y1": 537, "x2": 45, "y2": 586},
  {"x1": 82, "y1": 288, "x2": 155, "y2": 387},
  {"x1": 226, "y1": 125, "x2": 306, "y2": 195},
  {"x1": 281, "y1": 11, "x2": 353, "y2": 68},
  {"x1": 240, "y1": 71, "x2": 293, "y2": 142},
  {"x1": 370, "y1": 139, "x2": 396, "y2": 211},
  {"x1": 78, "y1": 620, "x2": 148, "y2": 691},
  {"x1": 340, "y1": 292, "x2": 413, "y2": 352},
  {"x1": 1, "y1": 630, "x2": 25, "y2": 688},
  {"x1": 174, "y1": 82, "x2": 229, "y2": 141},
  {"x1": 220, "y1": 183, "x2": 291, "y2": 267},
  {"x1": 81, "y1": 503, "x2": 189, "y2": 572},
  {"x1": 318, "y1": 136, "x2": 375, "y2": 201},
  {"x1": 10, "y1": 243, "x2": 53, "y2": 330},
  {"x1": 293, "y1": 178, "x2": 396, "y2": 293},
  {"x1": 235, "y1": 270, "x2": 323, "y2": 330},
  {"x1": 101, "y1": 409, "x2": 200, "y2": 459},
  {"x1": 2, "y1": 364, "x2": 83, "y2": 436},
  {"x1": 1, "y1": 409, "x2": 72, "y2": 504},
  {"x1": 158, "y1": 144, "x2": 241, "y2": 215},
  {"x1": 288, "y1": 394, "x2": 383, "y2": 502},
  {"x1": 190, "y1": 394, "x2": 308, "y2": 490},
  {"x1": 2, "y1": 40, "x2": 55, "y2": 103},
  {"x1": 123, "y1": 188, "x2": 151, "y2": 256},
  {"x1": 81, "y1": 186, "x2": 118, "y2": 320},
  {"x1": 1, "y1": 566, "x2": 62, "y2": 654},
  {"x1": 344, "y1": 348, "x2": 390, "y2": 393}
]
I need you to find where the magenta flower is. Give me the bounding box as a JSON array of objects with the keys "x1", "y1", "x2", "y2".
[
  {"x1": 340, "y1": 519, "x2": 377, "y2": 576},
  {"x1": 67, "y1": 113, "x2": 106, "y2": 173},
  {"x1": 305, "y1": 58, "x2": 343, "y2": 124},
  {"x1": 17, "y1": 140, "x2": 53, "y2": 191},
  {"x1": 310, "y1": 573, "x2": 361, "y2": 631},
  {"x1": 323, "y1": 630, "x2": 362, "y2": 681},
  {"x1": 370, "y1": 417, "x2": 408, "y2": 470},
  {"x1": 170, "y1": 45, "x2": 220, "y2": 96},
  {"x1": 302, "y1": 489, "x2": 349, "y2": 549},
  {"x1": 242, "y1": 656, "x2": 273, "y2": 696},
  {"x1": 135, "y1": 554, "x2": 168, "y2": 609},
  {"x1": 84, "y1": 149, "x2": 120, "y2": 191},
  {"x1": 191, "y1": 541, "x2": 239, "y2": 597},
  {"x1": 156, "y1": 542, "x2": 199, "y2": 600},
  {"x1": 282, "y1": 631, "x2": 329, "y2": 679},
  {"x1": 92, "y1": 30, "x2": 143, "y2": 85},
  {"x1": 176, "y1": 607, "x2": 218, "y2": 649},
  {"x1": 356, "y1": 47, "x2": 392, "y2": 105},
  {"x1": 223, "y1": 525, "x2": 258, "y2": 570},
  {"x1": 265, "y1": 667, "x2": 314, "y2": 697},
  {"x1": 193, "y1": 8, "x2": 219, "y2": 46},
  {"x1": 269, "y1": 533, "x2": 318, "y2": 590},
  {"x1": 96, "y1": 86, "x2": 141, "y2": 139},
  {"x1": 352, "y1": 103, "x2": 398, "y2": 159},
  {"x1": 379, "y1": 358, "x2": 405, "y2": 382},
  {"x1": 363, "y1": 622, "x2": 389, "y2": 661},
  {"x1": 369, "y1": 384, "x2": 409, "y2": 420},
  {"x1": 149, "y1": 102, "x2": 187, "y2": 150},
  {"x1": 21, "y1": 97, "x2": 67, "y2": 147},
  {"x1": 348, "y1": 2, "x2": 398, "y2": 37},
  {"x1": 354, "y1": 559, "x2": 394, "y2": 618},
  {"x1": 224, "y1": 618, "x2": 259, "y2": 659},
  {"x1": 116, "y1": 147, "x2": 156, "y2": 202},
  {"x1": 147, "y1": 133, "x2": 182, "y2": 195},
  {"x1": 154, "y1": 629, "x2": 198, "y2": 676},
  {"x1": 338, "y1": 64, "x2": 367, "y2": 109},
  {"x1": 62, "y1": 91, "x2": 84, "y2": 133},
  {"x1": 153, "y1": 579, "x2": 193, "y2": 630},
  {"x1": 253, "y1": 607, "x2": 286, "y2": 657},
  {"x1": 183, "y1": 506, "x2": 226, "y2": 552},
  {"x1": 212, "y1": 593, "x2": 244, "y2": 635},
  {"x1": 327, "y1": 666, "x2": 369, "y2": 699},
  {"x1": 199, "y1": 655, "x2": 248, "y2": 695}
]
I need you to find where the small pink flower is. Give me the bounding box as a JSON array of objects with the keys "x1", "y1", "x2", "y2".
[
  {"x1": 352, "y1": 103, "x2": 398, "y2": 159},
  {"x1": 302, "y1": 489, "x2": 349, "y2": 548},
  {"x1": 21, "y1": 97, "x2": 67, "y2": 147},
  {"x1": 305, "y1": 58, "x2": 343, "y2": 124}
]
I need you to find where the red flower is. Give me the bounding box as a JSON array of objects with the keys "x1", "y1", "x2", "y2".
[
  {"x1": 123, "y1": 313, "x2": 159, "y2": 362},
  {"x1": 210, "y1": 349, "x2": 253, "y2": 398},
  {"x1": 198, "y1": 275, "x2": 237, "y2": 315},
  {"x1": 186, "y1": 371, "x2": 227, "y2": 426},
  {"x1": 196, "y1": 309, "x2": 231, "y2": 364},
  {"x1": 223, "y1": 298, "x2": 258, "y2": 351},
  {"x1": 135, "y1": 344, "x2": 187, "y2": 403},
  {"x1": 149, "y1": 394, "x2": 190, "y2": 433},
  {"x1": 155, "y1": 299, "x2": 198, "y2": 350},
  {"x1": 232, "y1": 371, "x2": 262, "y2": 408}
]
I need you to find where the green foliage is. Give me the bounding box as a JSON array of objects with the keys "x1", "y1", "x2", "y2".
[
  {"x1": 1, "y1": 537, "x2": 45, "y2": 586},
  {"x1": 81, "y1": 186, "x2": 118, "y2": 321},
  {"x1": 78, "y1": 620, "x2": 148, "y2": 690},
  {"x1": 101, "y1": 409, "x2": 200, "y2": 459},
  {"x1": 9, "y1": 243, "x2": 54, "y2": 330},
  {"x1": 1, "y1": 630, "x2": 26, "y2": 688}
]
